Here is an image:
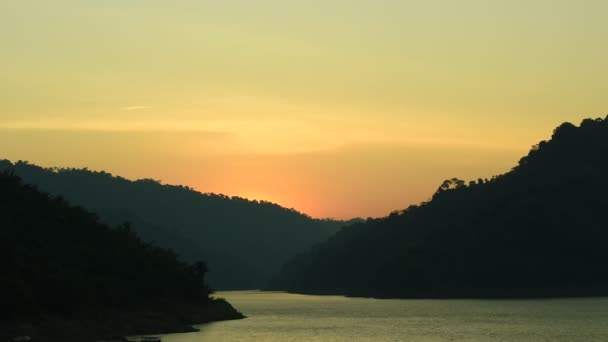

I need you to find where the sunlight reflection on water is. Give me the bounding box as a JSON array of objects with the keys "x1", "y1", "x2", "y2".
[{"x1": 160, "y1": 291, "x2": 608, "y2": 342}]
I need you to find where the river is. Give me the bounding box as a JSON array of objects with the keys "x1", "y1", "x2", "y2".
[{"x1": 160, "y1": 291, "x2": 608, "y2": 341}]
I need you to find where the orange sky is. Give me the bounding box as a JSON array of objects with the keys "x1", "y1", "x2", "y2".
[{"x1": 1, "y1": 1, "x2": 607, "y2": 218}]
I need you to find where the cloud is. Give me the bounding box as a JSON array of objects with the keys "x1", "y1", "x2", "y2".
[
  {"x1": 0, "y1": 118, "x2": 228, "y2": 137},
  {"x1": 121, "y1": 105, "x2": 151, "y2": 111}
]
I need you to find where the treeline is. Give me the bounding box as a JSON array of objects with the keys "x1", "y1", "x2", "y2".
[
  {"x1": 270, "y1": 117, "x2": 608, "y2": 298},
  {"x1": 0, "y1": 160, "x2": 359, "y2": 289},
  {"x1": 0, "y1": 172, "x2": 243, "y2": 341}
]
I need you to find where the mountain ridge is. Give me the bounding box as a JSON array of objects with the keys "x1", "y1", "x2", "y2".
[
  {"x1": 0, "y1": 171, "x2": 244, "y2": 342},
  {"x1": 0, "y1": 160, "x2": 360, "y2": 289},
  {"x1": 269, "y1": 116, "x2": 608, "y2": 298}
]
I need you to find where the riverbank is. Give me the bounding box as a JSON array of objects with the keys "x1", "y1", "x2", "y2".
[
  {"x1": 279, "y1": 288, "x2": 608, "y2": 300},
  {"x1": 2, "y1": 298, "x2": 245, "y2": 342}
]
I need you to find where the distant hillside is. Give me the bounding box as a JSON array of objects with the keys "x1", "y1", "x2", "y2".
[
  {"x1": 270, "y1": 117, "x2": 608, "y2": 298},
  {"x1": 0, "y1": 172, "x2": 243, "y2": 342},
  {"x1": 0, "y1": 160, "x2": 357, "y2": 289}
]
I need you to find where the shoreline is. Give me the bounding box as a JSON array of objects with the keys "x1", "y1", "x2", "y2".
[
  {"x1": 3, "y1": 298, "x2": 245, "y2": 342},
  {"x1": 265, "y1": 289, "x2": 608, "y2": 301}
]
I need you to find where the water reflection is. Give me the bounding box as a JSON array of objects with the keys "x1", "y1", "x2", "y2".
[{"x1": 161, "y1": 291, "x2": 608, "y2": 342}]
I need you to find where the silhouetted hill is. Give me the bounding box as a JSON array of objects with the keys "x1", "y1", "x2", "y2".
[
  {"x1": 0, "y1": 160, "x2": 357, "y2": 289},
  {"x1": 0, "y1": 172, "x2": 243, "y2": 342},
  {"x1": 270, "y1": 117, "x2": 608, "y2": 298}
]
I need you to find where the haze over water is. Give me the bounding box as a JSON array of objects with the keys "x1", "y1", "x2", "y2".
[{"x1": 159, "y1": 291, "x2": 608, "y2": 341}]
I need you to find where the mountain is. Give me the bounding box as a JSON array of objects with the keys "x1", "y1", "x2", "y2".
[
  {"x1": 0, "y1": 160, "x2": 357, "y2": 289},
  {"x1": 0, "y1": 171, "x2": 243, "y2": 342},
  {"x1": 270, "y1": 117, "x2": 608, "y2": 298}
]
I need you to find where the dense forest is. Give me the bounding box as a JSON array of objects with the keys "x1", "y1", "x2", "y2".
[
  {"x1": 270, "y1": 117, "x2": 608, "y2": 298},
  {"x1": 0, "y1": 161, "x2": 358, "y2": 289},
  {"x1": 0, "y1": 172, "x2": 243, "y2": 342}
]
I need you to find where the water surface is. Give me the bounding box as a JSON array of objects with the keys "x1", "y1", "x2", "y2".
[{"x1": 161, "y1": 291, "x2": 608, "y2": 341}]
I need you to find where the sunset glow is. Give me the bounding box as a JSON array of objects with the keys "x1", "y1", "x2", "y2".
[{"x1": 2, "y1": 1, "x2": 607, "y2": 218}]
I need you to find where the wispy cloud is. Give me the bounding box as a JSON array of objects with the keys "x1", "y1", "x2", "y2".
[
  {"x1": 121, "y1": 105, "x2": 151, "y2": 111},
  {"x1": 0, "y1": 118, "x2": 228, "y2": 136},
  {"x1": 0, "y1": 91, "x2": 530, "y2": 155}
]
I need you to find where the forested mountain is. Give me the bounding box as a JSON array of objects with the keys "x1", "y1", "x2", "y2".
[
  {"x1": 0, "y1": 172, "x2": 243, "y2": 342},
  {"x1": 270, "y1": 117, "x2": 608, "y2": 298},
  {"x1": 0, "y1": 160, "x2": 356, "y2": 289}
]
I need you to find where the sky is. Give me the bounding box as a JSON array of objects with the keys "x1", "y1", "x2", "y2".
[{"x1": 1, "y1": 1, "x2": 607, "y2": 219}]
